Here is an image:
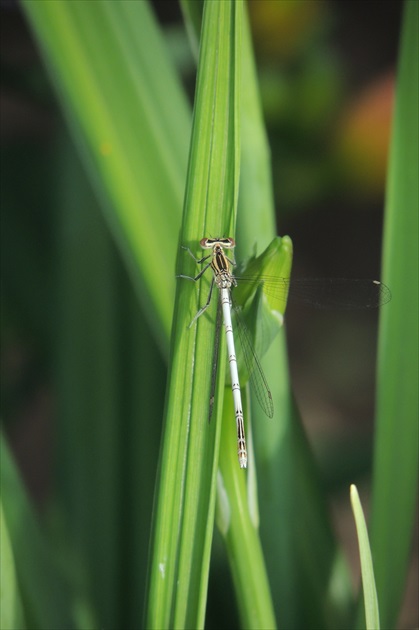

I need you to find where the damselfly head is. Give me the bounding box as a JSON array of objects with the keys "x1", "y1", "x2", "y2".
[{"x1": 200, "y1": 237, "x2": 235, "y2": 249}]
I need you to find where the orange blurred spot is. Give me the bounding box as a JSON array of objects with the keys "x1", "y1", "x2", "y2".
[{"x1": 336, "y1": 73, "x2": 394, "y2": 198}]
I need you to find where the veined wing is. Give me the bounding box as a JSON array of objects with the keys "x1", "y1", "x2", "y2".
[
  {"x1": 234, "y1": 276, "x2": 391, "y2": 310},
  {"x1": 231, "y1": 297, "x2": 274, "y2": 419}
]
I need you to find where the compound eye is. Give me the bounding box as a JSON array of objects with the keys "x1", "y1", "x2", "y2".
[{"x1": 199, "y1": 237, "x2": 235, "y2": 248}]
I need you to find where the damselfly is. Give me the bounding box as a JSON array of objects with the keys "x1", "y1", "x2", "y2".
[{"x1": 179, "y1": 237, "x2": 391, "y2": 469}]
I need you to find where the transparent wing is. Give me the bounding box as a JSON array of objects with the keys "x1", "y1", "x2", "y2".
[
  {"x1": 235, "y1": 276, "x2": 391, "y2": 310},
  {"x1": 232, "y1": 298, "x2": 274, "y2": 419}
]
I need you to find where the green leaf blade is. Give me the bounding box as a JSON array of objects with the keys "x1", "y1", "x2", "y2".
[
  {"x1": 369, "y1": 2, "x2": 419, "y2": 627},
  {"x1": 350, "y1": 485, "x2": 380, "y2": 630},
  {"x1": 146, "y1": 2, "x2": 243, "y2": 628},
  {"x1": 21, "y1": 0, "x2": 191, "y2": 349},
  {"x1": 1, "y1": 434, "x2": 79, "y2": 629},
  {"x1": 217, "y1": 395, "x2": 276, "y2": 630}
]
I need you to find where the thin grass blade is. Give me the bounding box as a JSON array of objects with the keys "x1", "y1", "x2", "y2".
[
  {"x1": 350, "y1": 485, "x2": 380, "y2": 630},
  {"x1": 0, "y1": 501, "x2": 25, "y2": 630}
]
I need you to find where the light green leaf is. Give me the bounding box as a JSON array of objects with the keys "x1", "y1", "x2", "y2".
[
  {"x1": 350, "y1": 485, "x2": 380, "y2": 630},
  {"x1": 236, "y1": 235, "x2": 293, "y2": 311},
  {"x1": 0, "y1": 502, "x2": 25, "y2": 630},
  {"x1": 232, "y1": 236, "x2": 293, "y2": 383},
  {"x1": 21, "y1": 0, "x2": 190, "y2": 352},
  {"x1": 217, "y1": 394, "x2": 276, "y2": 630}
]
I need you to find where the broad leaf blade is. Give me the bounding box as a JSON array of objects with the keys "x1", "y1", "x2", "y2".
[
  {"x1": 21, "y1": 0, "x2": 190, "y2": 350},
  {"x1": 369, "y1": 2, "x2": 419, "y2": 628},
  {"x1": 146, "y1": 2, "x2": 243, "y2": 627}
]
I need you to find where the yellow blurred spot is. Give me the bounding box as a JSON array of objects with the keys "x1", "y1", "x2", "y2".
[
  {"x1": 248, "y1": 0, "x2": 325, "y2": 60},
  {"x1": 100, "y1": 141, "x2": 112, "y2": 156}
]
